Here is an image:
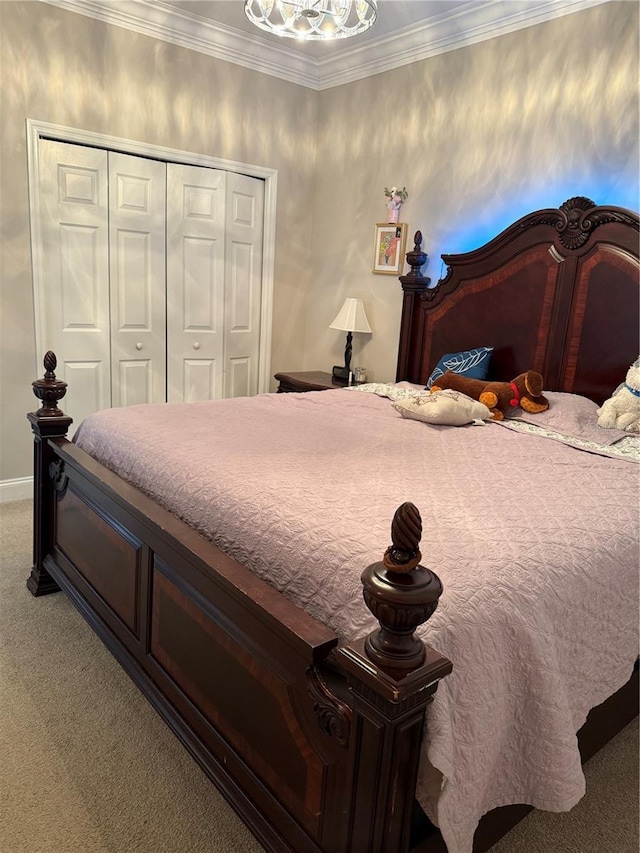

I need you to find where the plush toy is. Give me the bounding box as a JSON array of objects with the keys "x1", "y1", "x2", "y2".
[
  {"x1": 596, "y1": 359, "x2": 640, "y2": 433},
  {"x1": 431, "y1": 370, "x2": 549, "y2": 421}
]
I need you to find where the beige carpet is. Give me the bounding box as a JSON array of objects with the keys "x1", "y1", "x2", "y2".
[{"x1": 1, "y1": 498, "x2": 637, "y2": 853}]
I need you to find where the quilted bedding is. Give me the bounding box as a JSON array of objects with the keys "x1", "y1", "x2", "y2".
[{"x1": 73, "y1": 388, "x2": 639, "y2": 853}]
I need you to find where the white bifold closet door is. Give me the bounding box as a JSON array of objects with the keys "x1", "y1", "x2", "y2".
[
  {"x1": 166, "y1": 165, "x2": 264, "y2": 402},
  {"x1": 38, "y1": 140, "x2": 112, "y2": 429},
  {"x1": 109, "y1": 151, "x2": 167, "y2": 407},
  {"x1": 37, "y1": 140, "x2": 264, "y2": 429}
]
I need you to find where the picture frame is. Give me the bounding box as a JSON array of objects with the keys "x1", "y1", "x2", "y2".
[{"x1": 373, "y1": 222, "x2": 407, "y2": 275}]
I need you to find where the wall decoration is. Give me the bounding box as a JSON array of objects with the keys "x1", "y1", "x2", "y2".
[
  {"x1": 373, "y1": 223, "x2": 407, "y2": 275},
  {"x1": 384, "y1": 186, "x2": 408, "y2": 223}
]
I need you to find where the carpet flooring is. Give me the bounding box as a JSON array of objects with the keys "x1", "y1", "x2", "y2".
[{"x1": 1, "y1": 498, "x2": 637, "y2": 853}]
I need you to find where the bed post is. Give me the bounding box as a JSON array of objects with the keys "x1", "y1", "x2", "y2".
[
  {"x1": 27, "y1": 352, "x2": 72, "y2": 596},
  {"x1": 335, "y1": 502, "x2": 452, "y2": 853},
  {"x1": 396, "y1": 231, "x2": 431, "y2": 383}
]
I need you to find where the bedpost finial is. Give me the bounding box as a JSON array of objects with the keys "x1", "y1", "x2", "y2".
[
  {"x1": 385, "y1": 501, "x2": 422, "y2": 573},
  {"x1": 361, "y1": 502, "x2": 443, "y2": 672},
  {"x1": 43, "y1": 351, "x2": 57, "y2": 379},
  {"x1": 403, "y1": 231, "x2": 428, "y2": 281},
  {"x1": 31, "y1": 351, "x2": 68, "y2": 418}
]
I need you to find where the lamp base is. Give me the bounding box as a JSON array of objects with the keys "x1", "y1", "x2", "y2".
[{"x1": 332, "y1": 365, "x2": 350, "y2": 384}]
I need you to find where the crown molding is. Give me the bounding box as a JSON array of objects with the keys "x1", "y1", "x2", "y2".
[
  {"x1": 40, "y1": 0, "x2": 321, "y2": 87},
  {"x1": 40, "y1": 0, "x2": 610, "y2": 91},
  {"x1": 314, "y1": 0, "x2": 609, "y2": 89}
]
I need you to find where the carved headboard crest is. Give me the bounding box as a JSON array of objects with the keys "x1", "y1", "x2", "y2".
[{"x1": 522, "y1": 195, "x2": 638, "y2": 249}]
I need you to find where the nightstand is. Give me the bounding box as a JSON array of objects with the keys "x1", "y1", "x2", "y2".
[{"x1": 274, "y1": 371, "x2": 346, "y2": 393}]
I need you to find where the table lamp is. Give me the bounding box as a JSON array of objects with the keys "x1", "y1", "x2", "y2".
[{"x1": 329, "y1": 297, "x2": 372, "y2": 383}]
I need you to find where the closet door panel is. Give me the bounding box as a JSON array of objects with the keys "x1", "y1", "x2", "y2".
[
  {"x1": 224, "y1": 174, "x2": 265, "y2": 398},
  {"x1": 183, "y1": 359, "x2": 217, "y2": 402},
  {"x1": 167, "y1": 164, "x2": 226, "y2": 402},
  {"x1": 227, "y1": 357, "x2": 251, "y2": 399},
  {"x1": 37, "y1": 140, "x2": 110, "y2": 433},
  {"x1": 63, "y1": 361, "x2": 106, "y2": 429},
  {"x1": 109, "y1": 152, "x2": 167, "y2": 406},
  {"x1": 118, "y1": 360, "x2": 153, "y2": 406}
]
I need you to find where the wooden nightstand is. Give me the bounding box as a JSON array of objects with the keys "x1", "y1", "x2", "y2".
[{"x1": 274, "y1": 371, "x2": 346, "y2": 393}]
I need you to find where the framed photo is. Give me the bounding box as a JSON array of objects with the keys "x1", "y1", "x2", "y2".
[{"x1": 373, "y1": 223, "x2": 407, "y2": 275}]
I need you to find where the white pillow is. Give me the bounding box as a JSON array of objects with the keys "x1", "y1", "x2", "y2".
[
  {"x1": 394, "y1": 381, "x2": 427, "y2": 391},
  {"x1": 510, "y1": 391, "x2": 628, "y2": 445},
  {"x1": 392, "y1": 389, "x2": 491, "y2": 426}
]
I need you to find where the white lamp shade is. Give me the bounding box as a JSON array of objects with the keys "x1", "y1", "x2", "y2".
[{"x1": 329, "y1": 298, "x2": 372, "y2": 334}]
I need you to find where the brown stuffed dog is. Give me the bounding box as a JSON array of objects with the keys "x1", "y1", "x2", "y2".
[{"x1": 431, "y1": 370, "x2": 549, "y2": 421}]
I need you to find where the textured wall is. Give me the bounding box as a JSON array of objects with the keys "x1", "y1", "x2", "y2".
[
  {"x1": 307, "y1": 1, "x2": 639, "y2": 383},
  {"x1": 0, "y1": 0, "x2": 316, "y2": 483},
  {"x1": 1, "y1": 1, "x2": 638, "y2": 484}
]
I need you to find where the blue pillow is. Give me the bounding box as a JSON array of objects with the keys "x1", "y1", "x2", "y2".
[{"x1": 426, "y1": 346, "x2": 493, "y2": 389}]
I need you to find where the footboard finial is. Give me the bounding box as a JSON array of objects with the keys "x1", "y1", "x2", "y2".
[
  {"x1": 32, "y1": 351, "x2": 68, "y2": 417},
  {"x1": 361, "y1": 502, "x2": 443, "y2": 671}
]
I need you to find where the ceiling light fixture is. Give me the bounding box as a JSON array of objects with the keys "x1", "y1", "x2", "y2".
[{"x1": 244, "y1": 1, "x2": 377, "y2": 41}]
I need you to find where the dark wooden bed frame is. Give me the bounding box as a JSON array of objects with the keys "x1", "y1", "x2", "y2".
[{"x1": 28, "y1": 197, "x2": 639, "y2": 853}]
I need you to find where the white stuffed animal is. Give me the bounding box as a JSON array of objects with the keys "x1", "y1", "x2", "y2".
[{"x1": 596, "y1": 358, "x2": 640, "y2": 432}]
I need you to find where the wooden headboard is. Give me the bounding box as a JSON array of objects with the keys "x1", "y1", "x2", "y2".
[{"x1": 397, "y1": 197, "x2": 639, "y2": 405}]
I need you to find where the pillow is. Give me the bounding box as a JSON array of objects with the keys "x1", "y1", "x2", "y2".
[
  {"x1": 394, "y1": 381, "x2": 427, "y2": 391},
  {"x1": 508, "y1": 391, "x2": 628, "y2": 445},
  {"x1": 393, "y1": 389, "x2": 492, "y2": 426},
  {"x1": 426, "y1": 346, "x2": 493, "y2": 389}
]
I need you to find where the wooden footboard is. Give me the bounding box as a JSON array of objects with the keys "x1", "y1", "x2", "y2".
[{"x1": 27, "y1": 353, "x2": 452, "y2": 853}]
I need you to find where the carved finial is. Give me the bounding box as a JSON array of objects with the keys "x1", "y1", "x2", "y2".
[
  {"x1": 32, "y1": 351, "x2": 68, "y2": 418},
  {"x1": 383, "y1": 501, "x2": 422, "y2": 573},
  {"x1": 403, "y1": 231, "x2": 428, "y2": 280},
  {"x1": 361, "y1": 503, "x2": 443, "y2": 672},
  {"x1": 43, "y1": 351, "x2": 57, "y2": 379}
]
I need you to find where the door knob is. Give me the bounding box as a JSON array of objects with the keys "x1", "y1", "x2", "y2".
[
  {"x1": 136, "y1": 342, "x2": 143, "y2": 350},
  {"x1": 193, "y1": 342, "x2": 201, "y2": 350}
]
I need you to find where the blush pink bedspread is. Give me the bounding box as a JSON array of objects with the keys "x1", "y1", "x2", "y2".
[{"x1": 74, "y1": 389, "x2": 639, "y2": 853}]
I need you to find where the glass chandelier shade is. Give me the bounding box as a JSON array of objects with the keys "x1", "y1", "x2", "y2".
[{"x1": 244, "y1": 1, "x2": 377, "y2": 41}]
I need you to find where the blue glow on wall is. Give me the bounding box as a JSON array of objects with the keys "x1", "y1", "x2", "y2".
[{"x1": 445, "y1": 177, "x2": 639, "y2": 256}]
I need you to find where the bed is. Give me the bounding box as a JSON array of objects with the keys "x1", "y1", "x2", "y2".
[{"x1": 28, "y1": 196, "x2": 639, "y2": 853}]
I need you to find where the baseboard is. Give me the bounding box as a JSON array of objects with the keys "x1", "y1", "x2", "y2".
[{"x1": 0, "y1": 477, "x2": 33, "y2": 503}]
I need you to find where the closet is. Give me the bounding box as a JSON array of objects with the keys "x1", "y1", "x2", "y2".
[{"x1": 36, "y1": 139, "x2": 264, "y2": 430}]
